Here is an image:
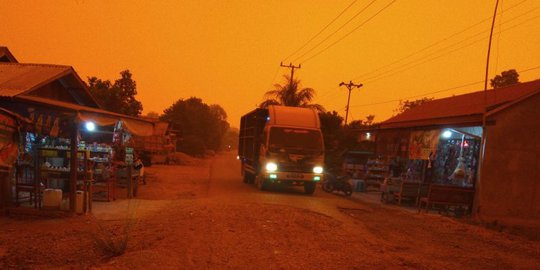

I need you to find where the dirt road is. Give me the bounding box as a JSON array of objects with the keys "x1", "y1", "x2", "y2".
[{"x1": 1, "y1": 152, "x2": 539, "y2": 269}]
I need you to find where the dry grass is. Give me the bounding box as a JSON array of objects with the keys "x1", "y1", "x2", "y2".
[{"x1": 91, "y1": 199, "x2": 140, "y2": 258}]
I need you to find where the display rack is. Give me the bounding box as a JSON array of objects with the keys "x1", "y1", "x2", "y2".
[
  {"x1": 364, "y1": 157, "x2": 389, "y2": 190},
  {"x1": 35, "y1": 146, "x2": 92, "y2": 212},
  {"x1": 88, "y1": 145, "x2": 115, "y2": 201}
]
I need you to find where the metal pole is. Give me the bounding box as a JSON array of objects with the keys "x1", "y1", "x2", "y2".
[
  {"x1": 476, "y1": 0, "x2": 500, "y2": 216},
  {"x1": 345, "y1": 87, "x2": 352, "y2": 125},
  {"x1": 339, "y1": 81, "x2": 363, "y2": 126}
]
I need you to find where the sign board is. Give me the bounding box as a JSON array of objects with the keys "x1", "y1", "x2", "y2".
[{"x1": 408, "y1": 130, "x2": 441, "y2": 160}]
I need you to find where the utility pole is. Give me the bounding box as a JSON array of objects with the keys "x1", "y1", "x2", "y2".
[
  {"x1": 339, "y1": 80, "x2": 363, "y2": 126},
  {"x1": 280, "y1": 62, "x2": 301, "y2": 85}
]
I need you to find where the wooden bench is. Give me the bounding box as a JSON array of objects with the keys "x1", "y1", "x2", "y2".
[
  {"x1": 418, "y1": 184, "x2": 475, "y2": 214},
  {"x1": 394, "y1": 182, "x2": 429, "y2": 205}
]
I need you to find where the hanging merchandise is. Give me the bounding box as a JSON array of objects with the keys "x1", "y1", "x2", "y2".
[
  {"x1": 450, "y1": 157, "x2": 466, "y2": 185},
  {"x1": 27, "y1": 108, "x2": 68, "y2": 137},
  {"x1": 449, "y1": 133, "x2": 467, "y2": 186}
]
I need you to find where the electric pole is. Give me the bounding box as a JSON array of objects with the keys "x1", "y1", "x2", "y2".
[
  {"x1": 280, "y1": 62, "x2": 301, "y2": 85},
  {"x1": 339, "y1": 80, "x2": 363, "y2": 126}
]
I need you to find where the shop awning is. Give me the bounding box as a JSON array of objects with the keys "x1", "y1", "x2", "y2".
[{"x1": 15, "y1": 95, "x2": 155, "y2": 136}]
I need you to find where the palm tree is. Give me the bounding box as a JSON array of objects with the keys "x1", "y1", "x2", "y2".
[{"x1": 260, "y1": 75, "x2": 325, "y2": 112}]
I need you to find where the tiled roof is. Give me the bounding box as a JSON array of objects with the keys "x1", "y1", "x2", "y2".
[
  {"x1": 381, "y1": 79, "x2": 540, "y2": 128},
  {"x1": 0, "y1": 63, "x2": 72, "y2": 97}
]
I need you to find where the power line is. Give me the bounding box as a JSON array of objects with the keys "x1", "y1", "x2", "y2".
[
  {"x1": 349, "y1": 81, "x2": 484, "y2": 108},
  {"x1": 317, "y1": 85, "x2": 341, "y2": 100},
  {"x1": 362, "y1": 13, "x2": 540, "y2": 84},
  {"x1": 350, "y1": 0, "x2": 529, "y2": 81},
  {"x1": 268, "y1": 65, "x2": 281, "y2": 88},
  {"x1": 518, "y1": 65, "x2": 540, "y2": 73},
  {"x1": 282, "y1": 0, "x2": 360, "y2": 62},
  {"x1": 292, "y1": 0, "x2": 379, "y2": 63},
  {"x1": 300, "y1": 0, "x2": 398, "y2": 64},
  {"x1": 316, "y1": 3, "x2": 536, "y2": 105},
  {"x1": 320, "y1": 5, "x2": 540, "y2": 104},
  {"x1": 360, "y1": 7, "x2": 539, "y2": 83},
  {"x1": 348, "y1": 65, "x2": 540, "y2": 108}
]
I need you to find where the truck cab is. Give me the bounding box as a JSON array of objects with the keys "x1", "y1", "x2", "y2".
[{"x1": 238, "y1": 105, "x2": 324, "y2": 194}]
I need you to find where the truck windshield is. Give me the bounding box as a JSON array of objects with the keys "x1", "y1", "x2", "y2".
[{"x1": 268, "y1": 127, "x2": 323, "y2": 153}]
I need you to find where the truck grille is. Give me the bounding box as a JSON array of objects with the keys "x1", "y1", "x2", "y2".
[{"x1": 279, "y1": 163, "x2": 312, "y2": 173}]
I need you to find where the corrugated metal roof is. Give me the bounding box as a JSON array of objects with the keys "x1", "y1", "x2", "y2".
[
  {"x1": 380, "y1": 80, "x2": 540, "y2": 128},
  {"x1": 0, "y1": 47, "x2": 18, "y2": 63},
  {"x1": 0, "y1": 63, "x2": 72, "y2": 97},
  {"x1": 16, "y1": 95, "x2": 150, "y2": 122}
]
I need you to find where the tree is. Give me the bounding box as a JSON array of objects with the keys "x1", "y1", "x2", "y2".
[
  {"x1": 208, "y1": 104, "x2": 230, "y2": 151},
  {"x1": 490, "y1": 69, "x2": 520, "y2": 88},
  {"x1": 394, "y1": 97, "x2": 433, "y2": 115},
  {"x1": 160, "y1": 97, "x2": 230, "y2": 156},
  {"x1": 260, "y1": 74, "x2": 325, "y2": 112},
  {"x1": 87, "y1": 70, "x2": 143, "y2": 116},
  {"x1": 221, "y1": 127, "x2": 239, "y2": 150},
  {"x1": 145, "y1": 111, "x2": 160, "y2": 119},
  {"x1": 114, "y1": 70, "x2": 143, "y2": 116},
  {"x1": 348, "y1": 115, "x2": 376, "y2": 129},
  {"x1": 319, "y1": 112, "x2": 377, "y2": 172},
  {"x1": 318, "y1": 111, "x2": 344, "y2": 171},
  {"x1": 365, "y1": 115, "x2": 375, "y2": 126},
  {"x1": 319, "y1": 111, "x2": 343, "y2": 135}
]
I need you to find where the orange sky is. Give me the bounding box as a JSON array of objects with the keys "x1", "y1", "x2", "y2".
[{"x1": 1, "y1": 0, "x2": 539, "y2": 128}]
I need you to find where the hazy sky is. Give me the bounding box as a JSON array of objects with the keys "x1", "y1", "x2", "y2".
[{"x1": 2, "y1": 0, "x2": 539, "y2": 127}]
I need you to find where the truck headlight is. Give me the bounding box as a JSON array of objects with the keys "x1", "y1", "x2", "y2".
[
  {"x1": 313, "y1": 166, "x2": 323, "y2": 174},
  {"x1": 266, "y1": 162, "x2": 278, "y2": 172}
]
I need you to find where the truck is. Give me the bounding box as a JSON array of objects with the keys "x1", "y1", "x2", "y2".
[
  {"x1": 238, "y1": 105, "x2": 324, "y2": 194},
  {"x1": 131, "y1": 120, "x2": 176, "y2": 166}
]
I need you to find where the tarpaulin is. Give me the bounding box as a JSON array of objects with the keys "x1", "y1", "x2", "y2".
[
  {"x1": 0, "y1": 112, "x2": 19, "y2": 168},
  {"x1": 12, "y1": 96, "x2": 156, "y2": 137},
  {"x1": 77, "y1": 112, "x2": 154, "y2": 137},
  {"x1": 121, "y1": 117, "x2": 154, "y2": 137}
]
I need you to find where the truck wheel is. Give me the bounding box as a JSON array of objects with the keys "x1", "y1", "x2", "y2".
[
  {"x1": 256, "y1": 175, "x2": 267, "y2": 191},
  {"x1": 304, "y1": 182, "x2": 316, "y2": 194},
  {"x1": 243, "y1": 172, "x2": 251, "y2": 184},
  {"x1": 322, "y1": 182, "x2": 334, "y2": 193}
]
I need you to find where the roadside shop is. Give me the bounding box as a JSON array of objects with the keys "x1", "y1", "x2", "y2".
[
  {"x1": 0, "y1": 61, "x2": 155, "y2": 215},
  {"x1": 360, "y1": 80, "x2": 540, "y2": 226}
]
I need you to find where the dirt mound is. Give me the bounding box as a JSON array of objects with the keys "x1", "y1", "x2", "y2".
[{"x1": 169, "y1": 152, "x2": 205, "y2": 166}]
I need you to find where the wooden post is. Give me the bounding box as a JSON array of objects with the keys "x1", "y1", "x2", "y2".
[
  {"x1": 83, "y1": 150, "x2": 92, "y2": 213},
  {"x1": 69, "y1": 120, "x2": 78, "y2": 213},
  {"x1": 0, "y1": 169, "x2": 8, "y2": 211},
  {"x1": 127, "y1": 163, "x2": 133, "y2": 199}
]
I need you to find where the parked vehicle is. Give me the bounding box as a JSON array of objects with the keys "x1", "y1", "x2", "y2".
[
  {"x1": 238, "y1": 105, "x2": 324, "y2": 194},
  {"x1": 322, "y1": 172, "x2": 353, "y2": 196}
]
